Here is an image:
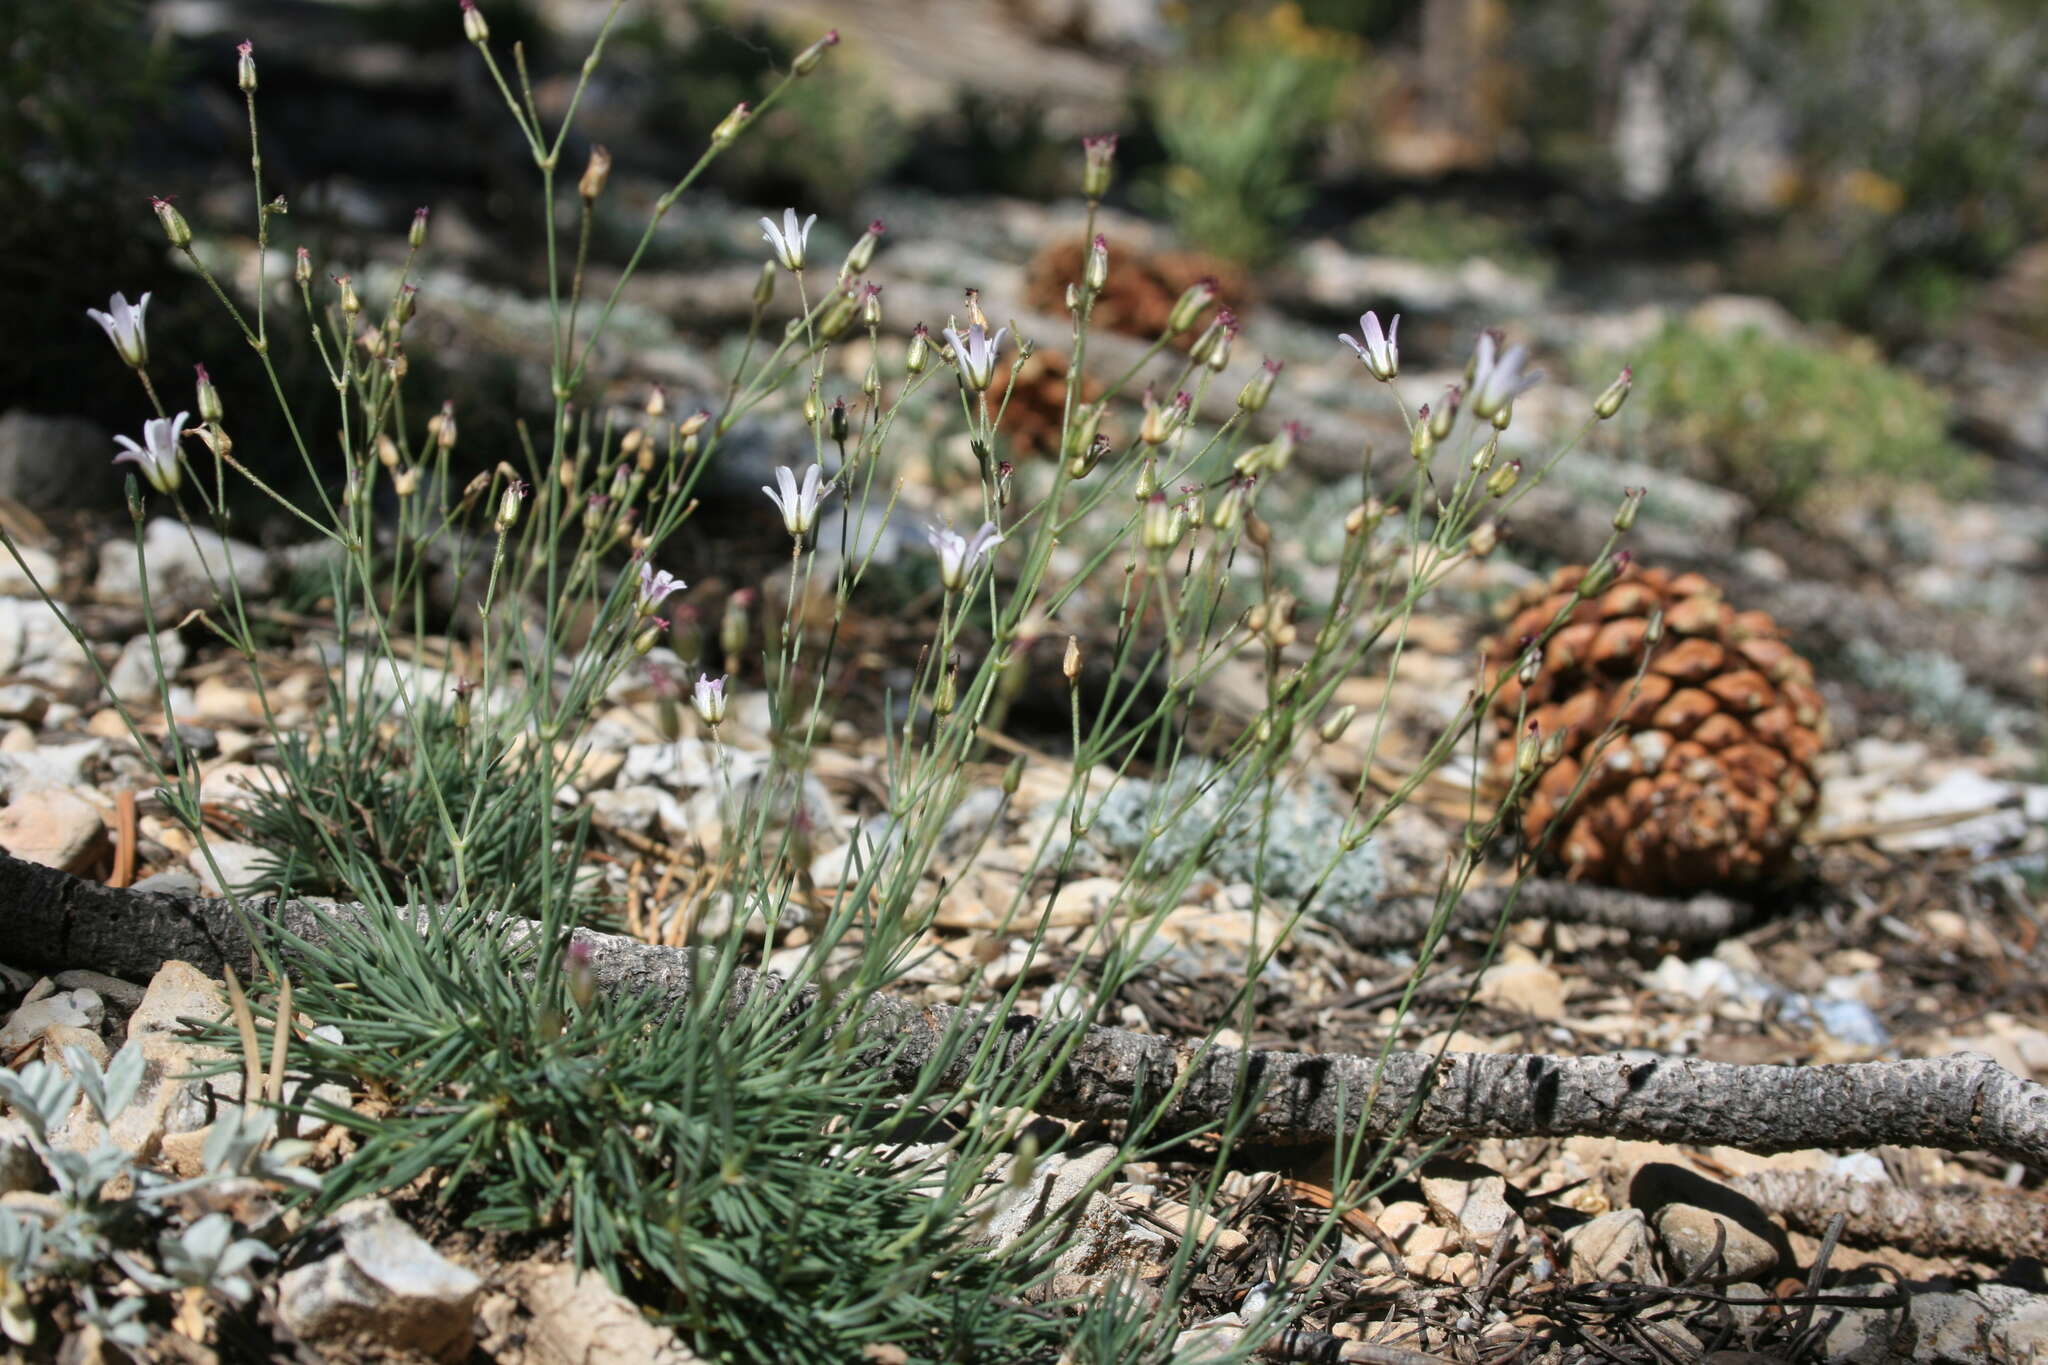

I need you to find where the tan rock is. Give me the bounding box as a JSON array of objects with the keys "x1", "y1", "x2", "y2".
[
  {"x1": 505, "y1": 1261, "x2": 703, "y2": 1365},
  {"x1": 0, "y1": 788, "x2": 105, "y2": 872},
  {"x1": 1476, "y1": 960, "x2": 1568, "y2": 1021}
]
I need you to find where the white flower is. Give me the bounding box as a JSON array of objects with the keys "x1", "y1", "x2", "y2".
[
  {"x1": 636, "y1": 561, "x2": 686, "y2": 615},
  {"x1": 1469, "y1": 331, "x2": 1543, "y2": 420},
  {"x1": 112, "y1": 412, "x2": 187, "y2": 495},
  {"x1": 692, "y1": 674, "x2": 727, "y2": 727},
  {"x1": 941, "y1": 321, "x2": 1008, "y2": 391},
  {"x1": 762, "y1": 464, "x2": 831, "y2": 538},
  {"x1": 926, "y1": 521, "x2": 1003, "y2": 591},
  {"x1": 87, "y1": 292, "x2": 151, "y2": 369},
  {"x1": 759, "y1": 208, "x2": 817, "y2": 272},
  {"x1": 1338, "y1": 310, "x2": 1398, "y2": 382}
]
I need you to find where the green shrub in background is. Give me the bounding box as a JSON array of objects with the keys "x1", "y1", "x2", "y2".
[
  {"x1": 1142, "y1": 4, "x2": 1360, "y2": 263},
  {"x1": 1614, "y1": 322, "x2": 1985, "y2": 517},
  {"x1": 1348, "y1": 197, "x2": 1549, "y2": 277}
]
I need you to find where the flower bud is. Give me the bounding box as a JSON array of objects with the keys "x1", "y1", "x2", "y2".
[
  {"x1": 1487, "y1": 458, "x2": 1521, "y2": 498},
  {"x1": 677, "y1": 408, "x2": 710, "y2": 440},
  {"x1": 451, "y1": 678, "x2": 476, "y2": 729},
  {"x1": 335, "y1": 273, "x2": 361, "y2": 318},
  {"x1": 1140, "y1": 493, "x2": 1181, "y2": 551},
  {"x1": 1594, "y1": 365, "x2": 1632, "y2": 420},
  {"x1": 1430, "y1": 386, "x2": 1460, "y2": 441},
  {"x1": 1577, "y1": 550, "x2": 1629, "y2": 598},
  {"x1": 460, "y1": 0, "x2": 489, "y2": 44},
  {"x1": 1237, "y1": 358, "x2": 1280, "y2": 413},
  {"x1": 432, "y1": 400, "x2": 458, "y2": 451},
  {"x1": 1165, "y1": 277, "x2": 1216, "y2": 335},
  {"x1": 816, "y1": 284, "x2": 860, "y2": 340},
  {"x1": 932, "y1": 659, "x2": 958, "y2": 716},
  {"x1": 1517, "y1": 650, "x2": 1540, "y2": 688},
  {"x1": 376, "y1": 432, "x2": 400, "y2": 469},
  {"x1": 565, "y1": 939, "x2": 597, "y2": 1011},
  {"x1": 495, "y1": 479, "x2": 527, "y2": 531},
  {"x1": 194, "y1": 364, "x2": 224, "y2": 423},
  {"x1": 1083, "y1": 234, "x2": 1109, "y2": 293},
  {"x1": 721, "y1": 589, "x2": 754, "y2": 662},
  {"x1": 151, "y1": 196, "x2": 192, "y2": 248},
  {"x1": 1188, "y1": 308, "x2": 1236, "y2": 370},
  {"x1": 860, "y1": 282, "x2": 883, "y2": 328},
  {"x1": 1410, "y1": 416, "x2": 1433, "y2": 461},
  {"x1": 1081, "y1": 133, "x2": 1117, "y2": 200},
  {"x1": 793, "y1": 29, "x2": 839, "y2": 75},
  {"x1": 1139, "y1": 389, "x2": 1190, "y2": 446},
  {"x1": 1002, "y1": 755, "x2": 1024, "y2": 796},
  {"x1": 905, "y1": 323, "x2": 931, "y2": 374},
  {"x1": 1540, "y1": 729, "x2": 1567, "y2": 766},
  {"x1": 828, "y1": 397, "x2": 851, "y2": 443},
  {"x1": 1614, "y1": 485, "x2": 1645, "y2": 532},
  {"x1": 995, "y1": 459, "x2": 1014, "y2": 508},
  {"x1": 1062, "y1": 403, "x2": 1103, "y2": 462},
  {"x1": 633, "y1": 619, "x2": 663, "y2": 655},
  {"x1": 843, "y1": 219, "x2": 883, "y2": 277},
  {"x1": 409, "y1": 206, "x2": 430, "y2": 250},
  {"x1": 1212, "y1": 475, "x2": 1253, "y2": 532},
  {"x1": 1516, "y1": 722, "x2": 1541, "y2": 775},
  {"x1": 1134, "y1": 456, "x2": 1159, "y2": 501},
  {"x1": 394, "y1": 467, "x2": 420, "y2": 497},
  {"x1": 1062, "y1": 636, "x2": 1082, "y2": 681},
  {"x1": 236, "y1": 39, "x2": 257, "y2": 91},
  {"x1": 579, "y1": 145, "x2": 612, "y2": 201},
  {"x1": 1490, "y1": 401, "x2": 1512, "y2": 431},
  {"x1": 710, "y1": 102, "x2": 751, "y2": 146},
  {"x1": 294, "y1": 246, "x2": 312, "y2": 286},
  {"x1": 1320, "y1": 704, "x2": 1357, "y2": 744},
  {"x1": 1468, "y1": 521, "x2": 1499, "y2": 557}
]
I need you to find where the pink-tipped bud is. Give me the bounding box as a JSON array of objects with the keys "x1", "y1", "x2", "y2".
[
  {"x1": 579, "y1": 144, "x2": 612, "y2": 200},
  {"x1": 409, "y1": 207, "x2": 429, "y2": 250},
  {"x1": 1429, "y1": 386, "x2": 1460, "y2": 441},
  {"x1": 565, "y1": 938, "x2": 597, "y2": 1010},
  {"x1": 1083, "y1": 235, "x2": 1109, "y2": 293},
  {"x1": 1614, "y1": 485, "x2": 1645, "y2": 532},
  {"x1": 495, "y1": 478, "x2": 526, "y2": 532},
  {"x1": 460, "y1": 0, "x2": 489, "y2": 43},
  {"x1": 1237, "y1": 357, "x2": 1280, "y2": 414},
  {"x1": 1595, "y1": 365, "x2": 1633, "y2": 420},
  {"x1": 1486, "y1": 458, "x2": 1522, "y2": 498},
  {"x1": 151, "y1": 196, "x2": 192, "y2": 248},
  {"x1": 1166, "y1": 277, "x2": 1216, "y2": 335},
  {"x1": 236, "y1": 39, "x2": 257, "y2": 91},
  {"x1": 194, "y1": 364, "x2": 223, "y2": 423},
  {"x1": 843, "y1": 218, "x2": 883, "y2": 277},
  {"x1": 294, "y1": 245, "x2": 311, "y2": 286},
  {"x1": 793, "y1": 29, "x2": 838, "y2": 75},
  {"x1": 711, "y1": 101, "x2": 751, "y2": 146},
  {"x1": 1081, "y1": 133, "x2": 1118, "y2": 200}
]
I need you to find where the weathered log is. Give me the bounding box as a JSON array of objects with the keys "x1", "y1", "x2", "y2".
[{"x1": 4, "y1": 852, "x2": 2043, "y2": 1166}]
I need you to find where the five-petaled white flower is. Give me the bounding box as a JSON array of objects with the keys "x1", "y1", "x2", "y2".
[
  {"x1": 1339, "y1": 310, "x2": 1399, "y2": 382},
  {"x1": 759, "y1": 208, "x2": 817, "y2": 272},
  {"x1": 763, "y1": 464, "x2": 831, "y2": 538},
  {"x1": 87, "y1": 292, "x2": 152, "y2": 369},
  {"x1": 1469, "y1": 330, "x2": 1543, "y2": 420},
  {"x1": 636, "y1": 561, "x2": 686, "y2": 615},
  {"x1": 112, "y1": 412, "x2": 187, "y2": 495},
  {"x1": 692, "y1": 674, "x2": 728, "y2": 727},
  {"x1": 926, "y1": 521, "x2": 1003, "y2": 592},
  {"x1": 941, "y1": 321, "x2": 1008, "y2": 392}
]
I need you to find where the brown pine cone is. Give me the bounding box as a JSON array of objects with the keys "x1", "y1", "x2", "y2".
[
  {"x1": 1022, "y1": 238, "x2": 1247, "y2": 346},
  {"x1": 1482, "y1": 562, "x2": 1828, "y2": 894}
]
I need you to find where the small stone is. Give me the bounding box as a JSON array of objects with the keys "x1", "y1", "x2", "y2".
[
  {"x1": 0, "y1": 788, "x2": 105, "y2": 872},
  {"x1": 50, "y1": 970, "x2": 145, "y2": 1014},
  {"x1": 589, "y1": 785, "x2": 662, "y2": 835},
  {"x1": 1419, "y1": 1158, "x2": 1520, "y2": 1253},
  {"x1": 1651, "y1": 1203, "x2": 1779, "y2": 1283},
  {"x1": 0, "y1": 988, "x2": 104, "y2": 1054},
  {"x1": 0, "y1": 685, "x2": 48, "y2": 724},
  {"x1": 131, "y1": 867, "x2": 202, "y2": 896},
  {"x1": 129, "y1": 960, "x2": 228, "y2": 1040},
  {"x1": 95, "y1": 517, "x2": 274, "y2": 607},
  {"x1": 0, "y1": 545, "x2": 59, "y2": 598},
  {"x1": 108, "y1": 631, "x2": 187, "y2": 706},
  {"x1": 1475, "y1": 959, "x2": 1568, "y2": 1021},
  {"x1": 0, "y1": 738, "x2": 109, "y2": 795},
  {"x1": 188, "y1": 839, "x2": 276, "y2": 896},
  {"x1": 1562, "y1": 1209, "x2": 1660, "y2": 1283},
  {"x1": 278, "y1": 1198, "x2": 483, "y2": 1361},
  {"x1": 504, "y1": 1260, "x2": 704, "y2": 1365}
]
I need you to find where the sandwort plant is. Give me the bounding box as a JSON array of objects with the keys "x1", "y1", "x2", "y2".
[{"x1": 0, "y1": 4, "x2": 1640, "y2": 1357}]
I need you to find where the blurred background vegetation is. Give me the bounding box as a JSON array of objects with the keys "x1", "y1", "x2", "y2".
[{"x1": 4, "y1": 0, "x2": 2045, "y2": 524}]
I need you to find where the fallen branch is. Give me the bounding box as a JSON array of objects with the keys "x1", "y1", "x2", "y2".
[
  {"x1": 5, "y1": 853, "x2": 2043, "y2": 1167},
  {"x1": 1729, "y1": 1170, "x2": 2048, "y2": 1263},
  {"x1": 1339, "y1": 880, "x2": 1753, "y2": 949}
]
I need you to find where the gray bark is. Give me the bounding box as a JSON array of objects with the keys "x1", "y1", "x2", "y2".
[
  {"x1": 1340, "y1": 880, "x2": 1753, "y2": 949},
  {"x1": 4, "y1": 852, "x2": 2043, "y2": 1166}
]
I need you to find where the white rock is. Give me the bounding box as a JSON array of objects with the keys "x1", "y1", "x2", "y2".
[
  {"x1": 1871, "y1": 768, "x2": 2027, "y2": 853},
  {"x1": 0, "y1": 596, "x2": 82, "y2": 682},
  {"x1": 0, "y1": 738, "x2": 107, "y2": 796},
  {"x1": 278, "y1": 1198, "x2": 483, "y2": 1360},
  {"x1": 0, "y1": 684, "x2": 48, "y2": 723},
  {"x1": 0, "y1": 788, "x2": 105, "y2": 871},
  {"x1": 0, "y1": 546, "x2": 59, "y2": 597},
  {"x1": 1419, "y1": 1161, "x2": 1520, "y2": 1253},
  {"x1": 1476, "y1": 960, "x2": 1568, "y2": 1021},
  {"x1": 0, "y1": 987, "x2": 104, "y2": 1054},
  {"x1": 107, "y1": 631, "x2": 188, "y2": 706},
  {"x1": 1562, "y1": 1209, "x2": 1659, "y2": 1282},
  {"x1": 95, "y1": 517, "x2": 274, "y2": 605},
  {"x1": 188, "y1": 840, "x2": 275, "y2": 895},
  {"x1": 588, "y1": 785, "x2": 662, "y2": 835}
]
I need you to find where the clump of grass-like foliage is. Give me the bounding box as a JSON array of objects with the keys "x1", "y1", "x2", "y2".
[{"x1": 0, "y1": 2, "x2": 1635, "y2": 1357}]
